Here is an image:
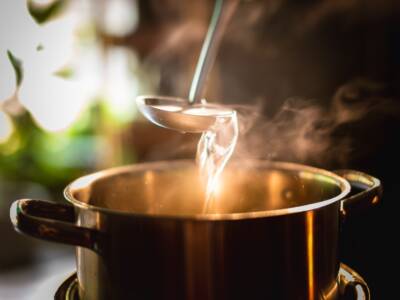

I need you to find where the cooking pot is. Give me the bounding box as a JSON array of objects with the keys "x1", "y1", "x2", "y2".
[{"x1": 10, "y1": 160, "x2": 381, "y2": 300}]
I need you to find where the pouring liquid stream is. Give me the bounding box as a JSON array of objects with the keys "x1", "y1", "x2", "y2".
[
  {"x1": 141, "y1": 100, "x2": 239, "y2": 213},
  {"x1": 195, "y1": 105, "x2": 239, "y2": 213}
]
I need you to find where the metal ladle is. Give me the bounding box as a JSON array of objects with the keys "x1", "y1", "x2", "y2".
[{"x1": 136, "y1": 0, "x2": 239, "y2": 133}]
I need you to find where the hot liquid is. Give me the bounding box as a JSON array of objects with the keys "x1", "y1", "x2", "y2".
[
  {"x1": 138, "y1": 101, "x2": 239, "y2": 211},
  {"x1": 196, "y1": 108, "x2": 238, "y2": 212}
]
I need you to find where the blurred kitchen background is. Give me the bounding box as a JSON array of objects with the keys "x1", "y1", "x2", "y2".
[{"x1": 1, "y1": 0, "x2": 399, "y2": 299}]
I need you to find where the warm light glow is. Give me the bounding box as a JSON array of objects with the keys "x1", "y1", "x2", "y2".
[
  {"x1": 197, "y1": 108, "x2": 238, "y2": 214},
  {"x1": 202, "y1": 176, "x2": 222, "y2": 213},
  {"x1": 144, "y1": 171, "x2": 156, "y2": 213},
  {"x1": 0, "y1": 111, "x2": 13, "y2": 143},
  {"x1": 306, "y1": 211, "x2": 315, "y2": 300},
  {"x1": 210, "y1": 176, "x2": 223, "y2": 197},
  {"x1": 322, "y1": 282, "x2": 338, "y2": 300},
  {"x1": 266, "y1": 171, "x2": 285, "y2": 209}
]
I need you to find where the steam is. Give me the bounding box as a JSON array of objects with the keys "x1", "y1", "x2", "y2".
[
  {"x1": 131, "y1": 1, "x2": 399, "y2": 169},
  {"x1": 140, "y1": 78, "x2": 399, "y2": 170},
  {"x1": 234, "y1": 78, "x2": 399, "y2": 168}
]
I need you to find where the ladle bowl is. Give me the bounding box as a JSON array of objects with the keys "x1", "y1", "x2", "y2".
[{"x1": 136, "y1": 95, "x2": 235, "y2": 133}]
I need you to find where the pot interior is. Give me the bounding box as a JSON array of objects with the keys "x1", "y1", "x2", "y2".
[{"x1": 68, "y1": 160, "x2": 348, "y2": 217}]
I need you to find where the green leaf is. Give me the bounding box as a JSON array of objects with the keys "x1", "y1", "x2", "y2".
[
  {"x1": 27, "y1": 0, "x2": 67, "y2": 25},
  {"x1": 53, "y1": 66, "x2": 74, "y2": 79},
  {"x1": 7, "y1": 50, "x2": 23, "y2": 87}
]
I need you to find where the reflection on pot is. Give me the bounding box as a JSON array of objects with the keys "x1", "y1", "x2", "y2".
[{"x1": 11, "y1": 160, "x2": 381, "y2": 300}]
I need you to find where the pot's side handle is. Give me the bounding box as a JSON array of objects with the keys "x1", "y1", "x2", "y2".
[
  {"x1": 338, "y1": 263, "x2": 370, "y2": 300},
  {"x1": 10, "y1": 199, "x2": 101, "y2": 253},
  {"x1": 334, "y1": 170, "x2": 382, "y2": 217}
]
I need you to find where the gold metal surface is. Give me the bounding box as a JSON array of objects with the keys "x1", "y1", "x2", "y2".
[
  {"x1": 12, "y1": 160, "x2": 381, "y2": 300},
  {"x1": 68, "y1": 160, "x2": 349, "y2": 300}
]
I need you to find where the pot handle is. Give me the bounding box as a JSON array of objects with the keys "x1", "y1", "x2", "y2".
[
  {"x1": 334, "y1": 170, "x2": 382, "y2": 217},
  {"x1": 338, "y1": 263, "x2": 370, "y2": 300},
  {"x1": 10, "y1": 199, "x2": 101, "y2": 253}
]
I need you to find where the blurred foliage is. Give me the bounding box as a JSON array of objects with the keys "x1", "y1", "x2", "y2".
[
  {"x1": 1, "y1": 1, "x2": 139, "y2": 196},
  {"x1": 0, "y1": 105, "x2": 98, "y2": 193},
  {"x1": 0, "y1": 97, "x2": 136, "y2": 195},
  {"x1": 27, "y1": 0, "x2": 68, "y2": 25},
  {"x1": 0, "y1": 49, "x2": 98, "y2": 193},
  {"x1": 7, "y1": 50, "x2": 23, "y2": 87}
]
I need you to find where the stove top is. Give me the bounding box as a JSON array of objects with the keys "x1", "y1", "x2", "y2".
[{"x1": 55, "y1": 264, "x2": 369, "y2": 300}]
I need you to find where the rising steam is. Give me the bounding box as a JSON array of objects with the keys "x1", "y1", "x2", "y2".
[{"x1": 234, "y1": 78, "x2": 399, "y2": 168}]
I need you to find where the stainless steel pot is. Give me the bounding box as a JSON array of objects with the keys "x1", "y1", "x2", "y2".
[{"x1": 10, "y1": 160, "x2": 381, "y2": 300}]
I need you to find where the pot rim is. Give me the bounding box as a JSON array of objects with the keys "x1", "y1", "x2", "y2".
[{"x1": 64, "y1": 160, "x2": 351, "y2": 220}]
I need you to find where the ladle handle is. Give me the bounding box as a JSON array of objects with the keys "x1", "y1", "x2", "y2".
[
  {"x1": 188, "y1": 0, "x2": 239, "y2": 103},
  {"x1": 10, "y1": 199, "x2": 101, "y2": 253},
  {"x1": 338, "y1": 263, "x2": 370, "y2": 300},
  {"x1": 334, "y1": 170, "x2": 382, "y2": 217}
]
